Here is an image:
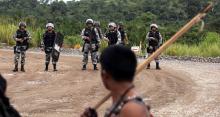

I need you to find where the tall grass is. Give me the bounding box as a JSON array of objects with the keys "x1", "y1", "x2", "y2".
[
  {"x1": 0, "y1": 22, "x2": 83, "y2": 48},
  {"x1": 0, "y1": 23, "x2": 17, "y2": 45},
  {"x1": 165, "y1": 32, "x2": 220, "y2": 57}
]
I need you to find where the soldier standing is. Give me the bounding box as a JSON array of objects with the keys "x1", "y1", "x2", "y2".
[
  {"x1": 94, "y1": 21, "x2": 103, "y2": 63},
  {"x1": 104, "y1": 22, "x2": 122, "y2": 46},
  {"x1": 146, "y1": 24, "x2": 163, "y2": 70},
  {"x1": 118, "y1": 22, "x2": 128, "y2": 45},
  {"x1": 13, "y1": 22, "x2": 31, "y2": 72},
  {"x1": 81, "y1": 19, "x2": 100, "y2": 70}
]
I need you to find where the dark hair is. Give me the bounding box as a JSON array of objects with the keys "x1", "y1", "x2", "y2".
[
  {"x1": 0, "y1": 74, "x2": 10, "y2": 106},
  {"x1": 0, "y1": 74, "x2": 7, "y2": 95},
  {"x1": 100, "y1": 45, "x2": 137, "y2": 82}
]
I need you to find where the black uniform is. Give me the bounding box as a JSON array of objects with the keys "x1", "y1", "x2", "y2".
[
  {"x1": 41, "y1": 31, "x2": 57, "y2": 71},
  {"x1": 105, "y1": 30, "x2": 121, "y2": 46}
]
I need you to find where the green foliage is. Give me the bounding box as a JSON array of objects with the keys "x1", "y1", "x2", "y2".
[
  {"x1": 0, "y1": 23, "x2": 17, "y2": 45},
  {"x1": 165, "y1": 32, "x2": 220, "y2": 57},
  {"x1": 64, "y1": 35, "x2": 83, "y2": 47},
  {"x1": 30, "y1": 28, "x2": 44, "y2": 47},
  {"x1": 100, "y1": 40, "x2": 108, "y2": 52}
]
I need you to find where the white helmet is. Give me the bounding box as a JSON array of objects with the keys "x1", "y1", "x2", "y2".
[
  {"x1": 86, "y1": 19, "x2": 94, "y2": 24},
  {"x1": 108, "y1": 22, "x2": 117, "y2": 28},
  {"x1": 46, "y1": 23, "x2": 54, "y2": 28},
  {"x1": 150, "y1": 24, "x2": 158, "y2": 29}
]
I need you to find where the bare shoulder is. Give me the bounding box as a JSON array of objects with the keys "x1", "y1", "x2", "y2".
[{"x1": 120, "y1": 101, "x2": 149, "y2": 117}]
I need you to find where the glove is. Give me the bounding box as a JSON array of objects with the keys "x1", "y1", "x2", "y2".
[{"x1": 81, "y1": 108, "x2": 98, "y2": 117}]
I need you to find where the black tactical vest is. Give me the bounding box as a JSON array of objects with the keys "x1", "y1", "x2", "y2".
[
  {"x1": 148, "y1": 31, "x2": 160, "y2": 46},
  {"x1": 16, "y1": 30, "x2": 28, "y2": 46},
  {"x1": 84, "y1": 28, "x2": 98, "y2": 43},
  {"x1": 106, "y1": 31, "x2": 118, "y2": 45},
  {"x1": 43, "y1": 31, "x2": 56, "y2": 48}
]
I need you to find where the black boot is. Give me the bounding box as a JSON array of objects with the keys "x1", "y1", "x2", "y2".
[
  {"x1": 156, "y1": 62, "x2": 161, "y2": 70},
  {"x1": 147, "y1": 64, "x2": 150, "y2": 69},
  {"x1": 45, "y1": 63, "x2": 49, "y2": 71},
  {"x1": 13, "y1": 64, "x2": 18, "y2": 72},
  {"x1": 82, "y1": 65, "x2": 86, "y2": 70},
  {"x1": 94, "y1": 64, "x2": 98, "y2": 70},
  {"x1": 53, "y1": 64, "x2": 57, "y2": 71},
  {"x1": 21, "y1": 65, "x2": 25, "y2": 72}
]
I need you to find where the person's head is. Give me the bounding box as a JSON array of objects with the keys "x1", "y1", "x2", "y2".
[
  {"x1": 94, "y1": 21, "x2": 100, "y2": 28},
  {"x1": 86, "y1": 19, "x2": 94, "y2": 28},
  {"x1": 150, "y1": 24, "x2": 158, "y2": 32},
  {"x1": 118, "y1": 22, "x2": 124, "y2": 29},
  {"x1": 100, "y1": 46, "x2": 137, "y2": 90},
  {"x1": 0, "y1": 74, "x2": 7, "y2": 97},
  {"x1": 19, "y1": 22, "x2": 26, "y2": 30},
  {"x1": 108, "y1": 22, "x2": 117, "y2": 31},
  {"x1": 46, "y1": 23, "x2": 54, "y2": 32}
]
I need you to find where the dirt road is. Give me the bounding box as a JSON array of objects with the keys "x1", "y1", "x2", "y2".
[{"x1": 0, "y1": 49, "x2": 220, "y2": 117}]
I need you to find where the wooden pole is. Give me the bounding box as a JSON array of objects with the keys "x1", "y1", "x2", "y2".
[{"x1": 94, "y1": 2, "x2": 214, "y2": 110}]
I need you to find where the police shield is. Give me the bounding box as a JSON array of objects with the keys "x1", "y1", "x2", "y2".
[{"x1": 52, "y1": 32, "x2": 64, "y2": 62}]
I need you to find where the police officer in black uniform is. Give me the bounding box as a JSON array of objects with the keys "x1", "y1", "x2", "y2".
[
  {"x1": 104, "y1": 22, "x2": 122, "y2": 46},
  {"x1": 41, "y1": 23, "x2": 58, "y2": 71},
  {"x1": 13, "y1": 22, "x2": 31, "y2": 72}
]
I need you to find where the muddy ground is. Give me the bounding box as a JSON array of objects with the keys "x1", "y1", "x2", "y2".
[{"x1": 0, "y1": 49, "x2": 220, "y2": 117}]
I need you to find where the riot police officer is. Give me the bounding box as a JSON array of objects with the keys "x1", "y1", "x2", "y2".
[
  {"x1": 104, "y1": 22, "x2": 122, "y2": 46},
  {"x1": 41, "y1": 23, "x2": 58, "y2": 71}
]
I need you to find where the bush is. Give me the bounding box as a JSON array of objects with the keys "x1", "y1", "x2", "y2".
[
  {"x1": 29, "y1": 28, "x2": 44, "y2": 47},
  {"x1": 64, "y1": 35, "x2": 83, "y2": 48}
]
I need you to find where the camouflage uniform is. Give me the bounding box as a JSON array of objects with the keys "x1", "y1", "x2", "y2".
[
  {"x1": 81, "y1": 27, "x2": 100, "y2": 70},
  {"x1": 146, "y1": 30, "x2": 163, "y2": 69},
  {"x1": 13, "y1": 29, "x2": 31, "y2": 72}
]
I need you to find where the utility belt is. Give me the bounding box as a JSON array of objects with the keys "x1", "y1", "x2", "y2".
[
  {"x1": 44, "y1": 47, "x2": 53, "y2": 53},
  {"x1": 14, "y1": 45, "x2": 27, "y2": 54},
  {"x1": 82, "y1": 41, "x2": 99, "y2": 52}
]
